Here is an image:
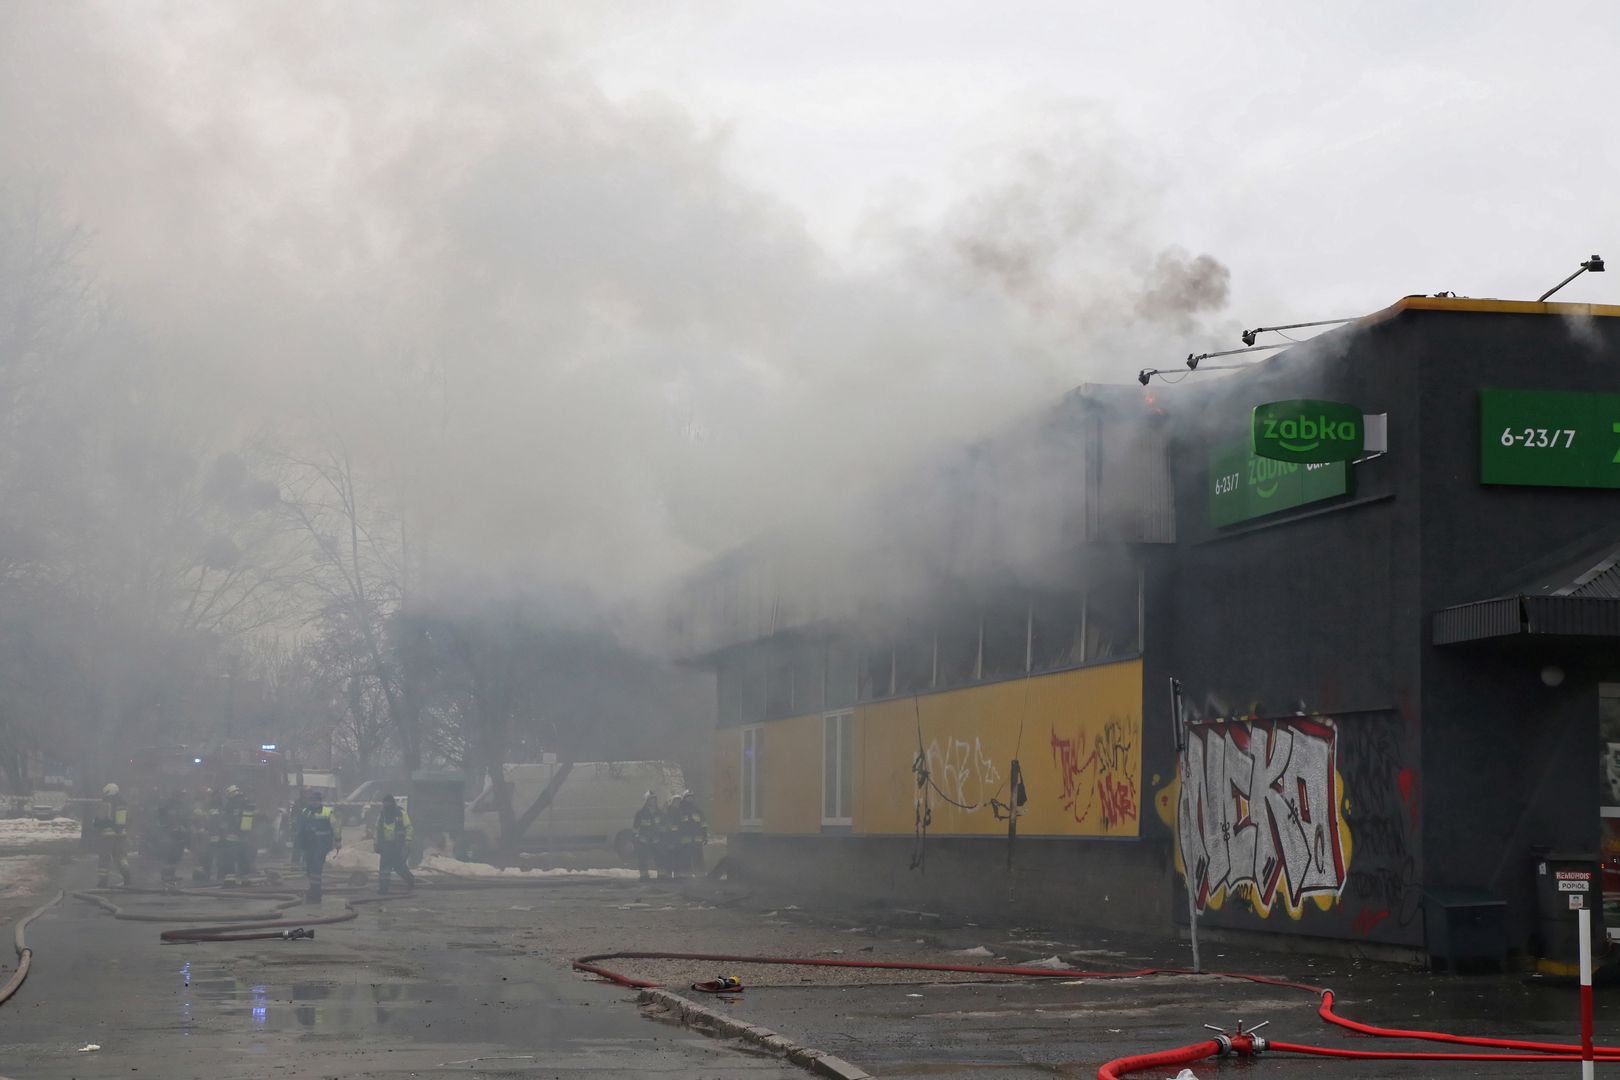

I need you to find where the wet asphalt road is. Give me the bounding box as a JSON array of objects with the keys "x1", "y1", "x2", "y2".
[
  {"x1": 10, "y1": 856, "x2": 1620, "y2": 1080},
  {"x1": 1, "y1": 860, "x2": 797, "y2": 1079}
]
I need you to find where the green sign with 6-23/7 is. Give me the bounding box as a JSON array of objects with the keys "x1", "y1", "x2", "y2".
[
  {"x1": 1480, "y1": 389, "x2": 1620, "y2": 489},
  {"x1": 1209, "y1": 438, "x2": 1349, "y2": 527}
]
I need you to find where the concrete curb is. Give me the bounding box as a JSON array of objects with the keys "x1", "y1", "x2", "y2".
[{"x1": 638, "y1": 987, "x2": 872, "y2": 1080}]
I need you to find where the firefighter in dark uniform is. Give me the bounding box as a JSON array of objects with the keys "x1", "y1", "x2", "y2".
[
  {"x1": 374, "y1": 794, "x2": 415, "y2": 894},
  {"x1": 671, "y1": 790, "x2": 708, "y2": 877},
  {"x1": 157, "y1": 787, "x2": 191, "y2": 885},
  {"x1": 221, "y1": 784, "x2": 256, "y2": 885},
  {"x1": 192, "y1": 788, "x2": 222, "y2": 883},
  {"x1": 632, "y1": 791, "x2": 664, "y2": 880},
  {"x1": 298, "y1": 790, "x2": 340, "y2": 903},
  {"x1": 93, "y1": 783, "x2": 133, "y2": 888}
]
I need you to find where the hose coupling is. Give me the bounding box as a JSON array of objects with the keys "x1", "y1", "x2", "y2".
[{"x1": 280, "y1": 927, "x2": 315, "y2": 940}]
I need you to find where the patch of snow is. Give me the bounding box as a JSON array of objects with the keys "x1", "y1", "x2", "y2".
[
  {"x1": 417, "y1": 853, "x2": 639, "y2": 879},
  {"x1": 1024, "y1": 955, "x2": 1071, "y2": 969},
  {"x1": 323, "y1": 847, "x2": 639, "y2": 879},
  {"x1": 0, "y1": 816, "x2": 79, "y2": 848},
  {"x1": 953, "y1": 945, "x2": 994, "y2": 957}
]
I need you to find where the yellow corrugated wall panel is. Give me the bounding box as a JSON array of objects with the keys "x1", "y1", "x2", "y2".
[
  {"x1": 762, "y1": 712, "x2": 824, "y2": 834},
  {"x1": 855, "y1": 659, "x2": 1143, "y2": 838},
  {"x1": 711, "y1": 727, "x2": 741, "y2": 834}
]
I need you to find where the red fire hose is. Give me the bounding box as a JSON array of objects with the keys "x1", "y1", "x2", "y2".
[
  {"x1": 1318, "y1": 988, "x2": 1620, "y2": 1056},
  {"x1": 1095, "y1": 1040, "x2": 1221, "y2": 1080},
  {"x1": 570, "y1": 949, "x2": 1618, "y2": 1077}
]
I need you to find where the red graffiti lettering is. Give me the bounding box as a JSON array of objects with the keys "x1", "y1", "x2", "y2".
[
  {"x1": 1051, "y1": 718, "x2": 1139, "y2": 828},
  {"x1": 1352, "y1": 907, "x2": 1391, "y2": 936}
]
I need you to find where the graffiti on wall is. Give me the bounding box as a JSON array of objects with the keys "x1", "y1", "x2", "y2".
[
  {"x1": 1050, "y1": 716, "x2": 1140, "y2": 830},
  {"x1": 919, "y1": 736, "x2": 1003, "y2": 810},
  {"x1": 1175, "y1": 716, "x2": 1351, "y2": 920}
]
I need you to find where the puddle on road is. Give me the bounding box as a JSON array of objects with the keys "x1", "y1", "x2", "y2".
[{"x1": 172, "y1": 959, "x2": 637, "y2": 1044}]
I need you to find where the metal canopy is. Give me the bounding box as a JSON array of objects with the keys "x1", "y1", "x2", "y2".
[{"x1": 1435, "y1": 594, "x2": 1620, "y2": 644}]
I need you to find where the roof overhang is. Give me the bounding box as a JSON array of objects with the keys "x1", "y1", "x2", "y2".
[{"x1": 1434, "y1": 594, "x2": 1620, "y2": 645}]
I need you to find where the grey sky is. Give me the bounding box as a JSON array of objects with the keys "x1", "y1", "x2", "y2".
[
  {"x1": 584, "y1": 1, "x2": 1618, "y2": 315},
  {"x1": 2, "y1": 1, "x2": 1613, "y2": 596}
]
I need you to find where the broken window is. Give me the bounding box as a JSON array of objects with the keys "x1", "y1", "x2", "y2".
[
  {"x1": 894, "y1": 621, "x2": 934, "y2": 696},
  {"x1": 826, "y1": 638, "x2": 858, "y2": 709},
  {"x1": 859, "y1": 643, "x2": 894, "y2": 700},
  {"x1": 794, "y1": 641, "x2": 826, "y2": 714},
  {"x1": 765, "y1": 652, "x2": 794, "y2": 719},
  {"x1": 980, "y1": 600, "x2": 1029, "y2": 680},
  {"x1": 1031, "y1": 590, "x2": 1088, "y2": 671},
  {"x1": 936, "y1": 611, "x2": 979, "y2": 688},
  {"x1": 1086, "y1": 563, "x2": 1141, "y2": 660}
]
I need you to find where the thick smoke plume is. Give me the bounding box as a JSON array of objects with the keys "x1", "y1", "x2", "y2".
[{"x1": 0, "y1": 3, "x2": 1239, "y2": 785}]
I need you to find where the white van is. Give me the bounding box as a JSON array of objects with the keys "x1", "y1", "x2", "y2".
[{"x1": 461, "y1": 760, "x2": 685, "y2": 861}]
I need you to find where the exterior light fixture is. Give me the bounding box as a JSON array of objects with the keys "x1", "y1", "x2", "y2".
[
  {"x1": 1239, "y1": 318, "x2": 1357, "y2": 347},
  {"x1": 1539, "y1": 255, "x2": 1605, "y2": 302}
]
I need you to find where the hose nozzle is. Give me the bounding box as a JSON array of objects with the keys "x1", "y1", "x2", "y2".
[{"x1": 280, "y1": 927, "x2": 315, "y2": 940}]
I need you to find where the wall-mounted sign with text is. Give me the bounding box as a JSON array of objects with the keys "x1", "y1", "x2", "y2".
[
  {"x1": 1251, "y1": 400, "x2": 1366, "y2": 463},
  {"x1": 1209, "y1": 438, "x2": 1349, "y2": 528},
  {"x1": 1480, "y1": 388, "x2": 1620, "y2": 489}
]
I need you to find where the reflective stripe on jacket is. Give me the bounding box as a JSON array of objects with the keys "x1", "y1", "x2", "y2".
[
  {"x1": 377, "y1": 808, "x2": 412, "y2": 846},
  {"x1": 94, "y1": 798, "x2": 128, "y2": 836},
  {"x1": 302, "y1": 805, "x2": 339, "y2": 847}
]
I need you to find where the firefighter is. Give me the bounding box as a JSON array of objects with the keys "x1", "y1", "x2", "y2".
[
  {"x1": 93, "y1": 783, "x2": 133, "y2": 888},
  {"x1": 156, "y1": 787, "x2": 191, "y2": 885},
  {"x1": 297, "y1": 790, "x2": 340, "y2": 903},
  {"x1": 221, "y1": 784, "x2": 256, "y2": 886},
  {"x1": 632, "y1": 791, "x2": 664, "y2": 880},
  {"x1": 374, "y1": 794, "x2": 415, "y2": 894},
  {"x1": 670, "y1": 790, "x2": 708, "y2": 878},
  {"x1": 192, "y1": 788, "x2": 224, "y2": 883}
]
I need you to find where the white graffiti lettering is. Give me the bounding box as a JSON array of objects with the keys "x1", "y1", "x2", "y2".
[
  {"x1": 1176, "y1": 719, "x2": 1346, "y2": 917},
  {"x1": 921, "y1": 737, "x2": 1001, "y2": 810}
]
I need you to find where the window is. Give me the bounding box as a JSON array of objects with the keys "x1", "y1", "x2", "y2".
[
  {"x1": 793, "y1": 642, "x2": 826, "y2": 714},
  {"x1": 859, "y1": 644, "x2": 894, "y2": 700},
  {"x1": 894, "y1": 622, "x2": 934, "y2": 696},
  {"x1": 765, "y1": 654, "x2": 794, "y2": 719},
  {"x1": 740, "y1": 726, "x2": 764, "y2": 826},
  {"x1": 826, "y1": 639, "x2": 858, "y2": 709},
  {"x1": 981, "y1": 600, "x2": 1029, "y2": 679},
  {"x1": 822, "y1": 711, "x2": 854, "y2": 825},
  {"x1": 936, "y1": 611, "x2": 979, "y2": 687}
]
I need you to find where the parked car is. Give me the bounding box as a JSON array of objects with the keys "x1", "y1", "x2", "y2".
[{"x1": 460, "y1": 760, "x2": 684, "y2": 862}]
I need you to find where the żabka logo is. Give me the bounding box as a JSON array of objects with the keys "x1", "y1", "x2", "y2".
[{"x1": 1251, "y1": 400, "x2": 1364, "y2": 463}]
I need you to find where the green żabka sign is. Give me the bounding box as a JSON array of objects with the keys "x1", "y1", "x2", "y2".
[
  {"x1": 1209, "y1": 438, "x2": 1349, "y2": 527},
  {"x1": 1252, "y1": 400, "x2": 1365, "y2": 463},
  {"x1": 1480, "y1": 389, "x2": 1620, "y2": 489}
]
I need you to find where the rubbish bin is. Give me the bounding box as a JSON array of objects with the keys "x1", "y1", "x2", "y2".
[
  {"x1": 1531, "y1": 850, "x2": 1606, "y2": 973},
  {"x1": 1424, "y1": 891, "x2": 1506, "y2": 973}
]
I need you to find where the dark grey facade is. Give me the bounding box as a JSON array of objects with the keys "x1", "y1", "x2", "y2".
[{"x1": 1150, "y1": 297, "x2": 1620, "y2": 952}]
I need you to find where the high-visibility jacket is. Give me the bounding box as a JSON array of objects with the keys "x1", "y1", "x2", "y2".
[
  {"x1": 633, "y1": 804, "x2": 663, "y2": 845},
  {"x1": 376, "y1": 808, "x2": 412, "y2": 847},
  {"x1": 224, "y1": 796, "x2": 254, "y2": 841},
  {"x1": 93, "y1": 796, "x2": 128, "y2": 838},
  {"x1": 300, "y1": 804, "x2": 339, "y2": 851}
]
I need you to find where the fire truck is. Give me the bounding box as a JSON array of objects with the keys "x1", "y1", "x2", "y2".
[{"x1": 122, "y1": 743, "x2": 291, "y2": 855}]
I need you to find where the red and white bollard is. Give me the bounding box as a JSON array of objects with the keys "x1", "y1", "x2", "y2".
[{"x1": 1579, "y1": 905, "x2": 1594, "y2": 1080}]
